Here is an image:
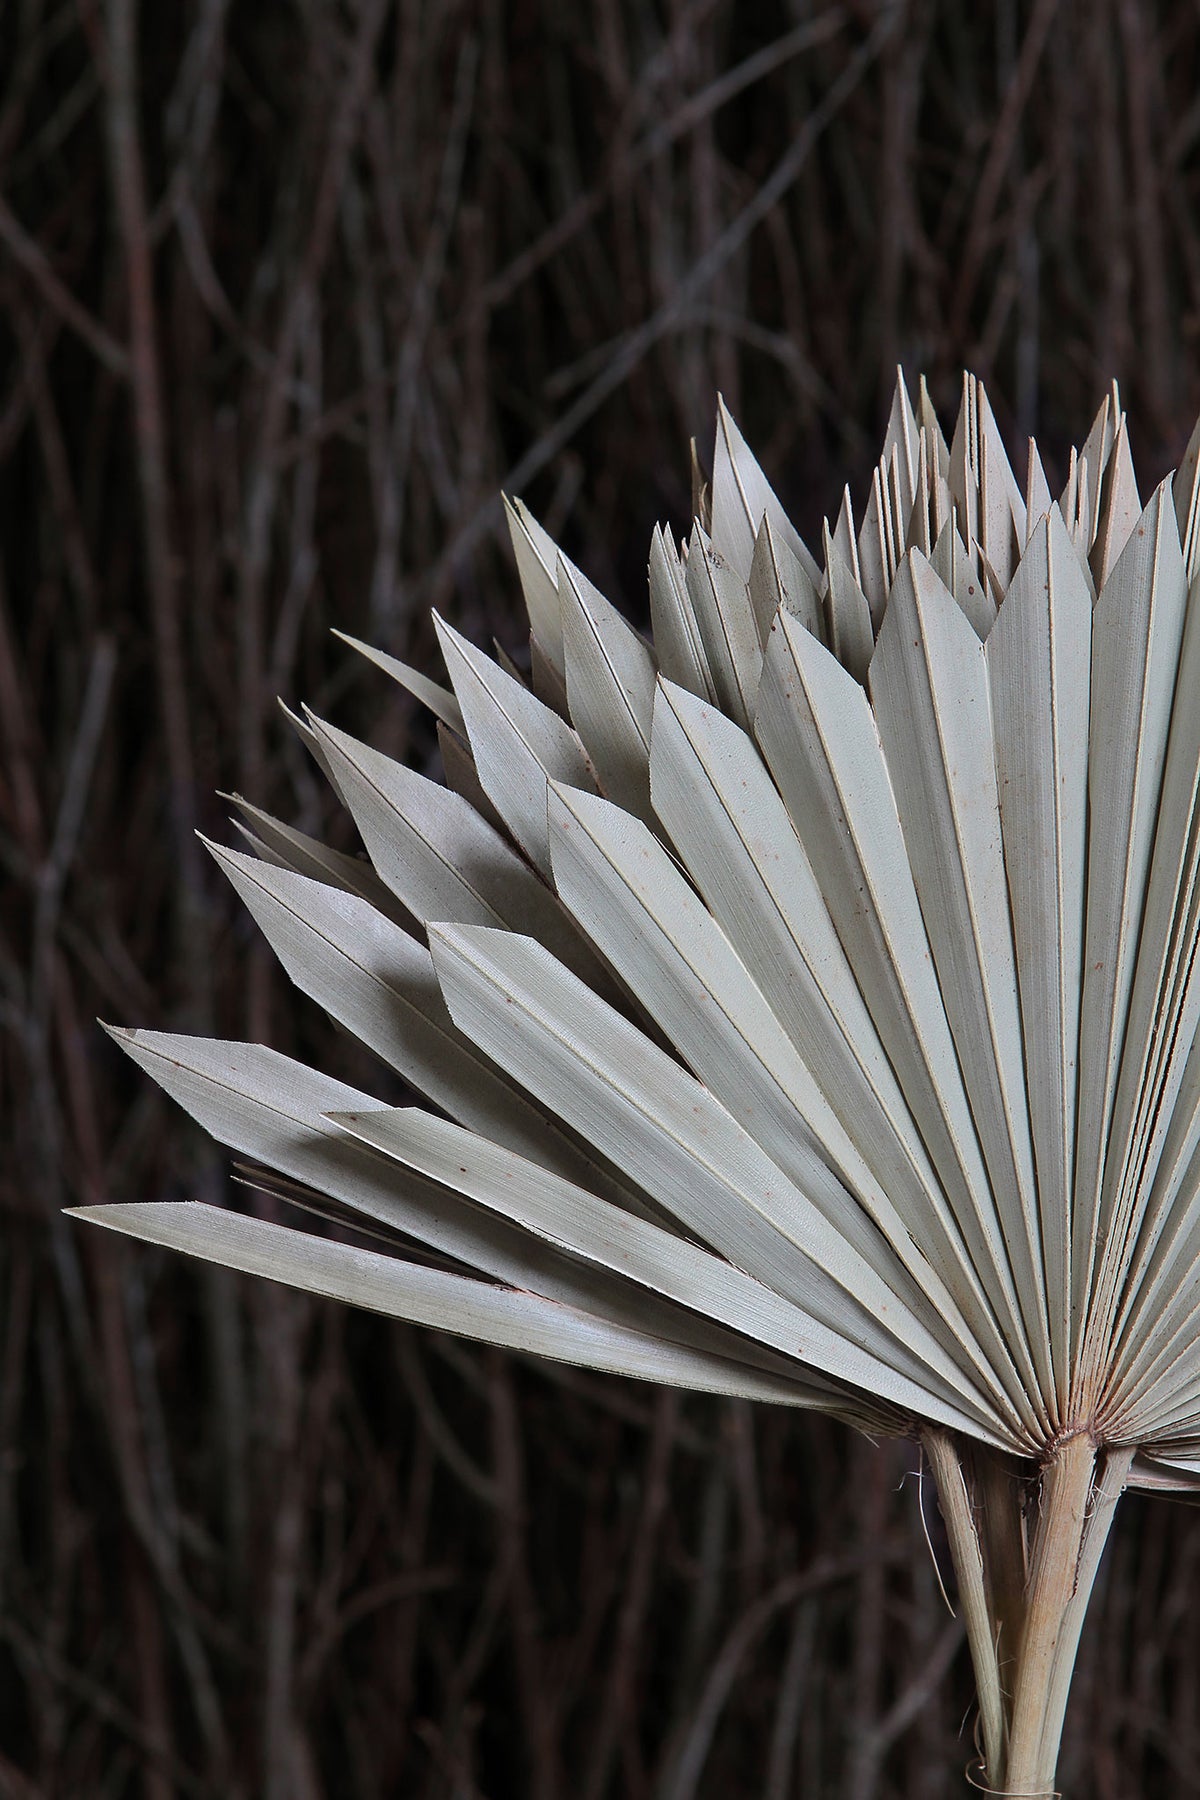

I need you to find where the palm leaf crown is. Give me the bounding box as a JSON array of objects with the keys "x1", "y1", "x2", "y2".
[{"x1": 79, "y1": 372, "x2": 1200, "y2": 1494}]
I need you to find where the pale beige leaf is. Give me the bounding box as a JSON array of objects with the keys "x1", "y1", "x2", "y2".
[
  {"x1": 1072, "y1": 482, "x2": 1188, "y2": 1363},
  {"x1": 325, "y1": 1106, "x2": 907, "y2": 1418},
  {"x1": 648, "y1": 523, "x2": 716, "y2": 702},
  {"x1": 882, "y1": 368, "x2": 920, "y2": 522},
  {"x1": 225, "y1": 795, "x2": 410, "y2": 926},
  {"x1": 557, "y1": 553, "x2": 656, "y2": 819},
  {"x1": 504, "y1": 494, "x2": 564, "y2": 672},
  {"x1": 546, "y1": 779, "x2": 1026, "y2": 1435},
  {"x1": 985, "y1": 506, "x2": 1092, "y2": 1393},
  {"x1": 1024, "y1": 436, "x2": 1053, "y2": 538},
  {"x1": 931, "y1": 520, "x2": 994, "y2": 639},
  {"x1": 855, "y1": 463, "x2": 892, "y2": 628},
  {"x1": 822, "y1": 524, "x2": 874, "y2": 681},
  {"x1": 1086, "y1": 581, "x2": 1200, "y2": 1364},
  {"x1": 1089, "y1": 418, "x2": 1141, "y2": 590},
  {"x1": 870, "y1": 550, "x2": 1050, "y2": 1396},
  {"x1": 755, "y1": 605, "x2": 1046, "y2": 1423},
  {"x1": 647, "y1": 678, "x2": 1036, "y2": 1430},
  {"x1": 427, "y1": 922, "x2": 1017, "y2": 1439},
  {"x1": 434, "y1": 613, "x2": 596, "y2": 875},
  {"x1": 749, "y1": 514, "x2": 822, "y2": 645},
  {"x1": 684, "y1": 524, "x2": 762, "y2": 728},
  {"x1": 331, "y1": 629, "x2": 465, "y2": 736},
  {"x1": 206, "y1": 840, "x2": 648, "y2": 1213},
  {"x1": 710, "y1": 395, "x2": 820, "y2": 585},
  {"x1": 830, "y1": 485, "x2": 862, "y2": 584},
  {"x1": 73, "y1": 1202, "x2": 829, "y2": 1407}
]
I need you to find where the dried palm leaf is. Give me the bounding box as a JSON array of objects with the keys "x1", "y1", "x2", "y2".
[{"x1": 75, "y1": 373, "x2": 1200, "y2": 1796}]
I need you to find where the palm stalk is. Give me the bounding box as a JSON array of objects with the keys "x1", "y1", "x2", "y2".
[{"x1": 75, "y1": 372, "x2": 1200, "y2": 1793}]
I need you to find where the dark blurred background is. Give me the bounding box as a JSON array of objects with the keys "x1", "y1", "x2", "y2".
[{"x1": 3, "y1": 1, "x2": 1200, "y2": 1794}]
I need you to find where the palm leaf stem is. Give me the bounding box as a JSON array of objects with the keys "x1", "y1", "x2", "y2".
[{"x1": 927, "y1": 1429, "x2": 1130, "y2": 1796}]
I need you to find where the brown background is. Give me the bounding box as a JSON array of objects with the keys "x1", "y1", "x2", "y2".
[{"x1": 3, "y1": 1, "x2": 1200, "y2": 1794}]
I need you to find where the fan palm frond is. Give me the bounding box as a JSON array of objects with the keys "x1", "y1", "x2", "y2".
[{"x1": 75, "y1": 372, "x2": 1200, "y2": 1795}]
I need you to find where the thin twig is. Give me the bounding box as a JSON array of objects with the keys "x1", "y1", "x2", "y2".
[{"x1": 0, "y1": 193, "x2": 131, "y2": 378}]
